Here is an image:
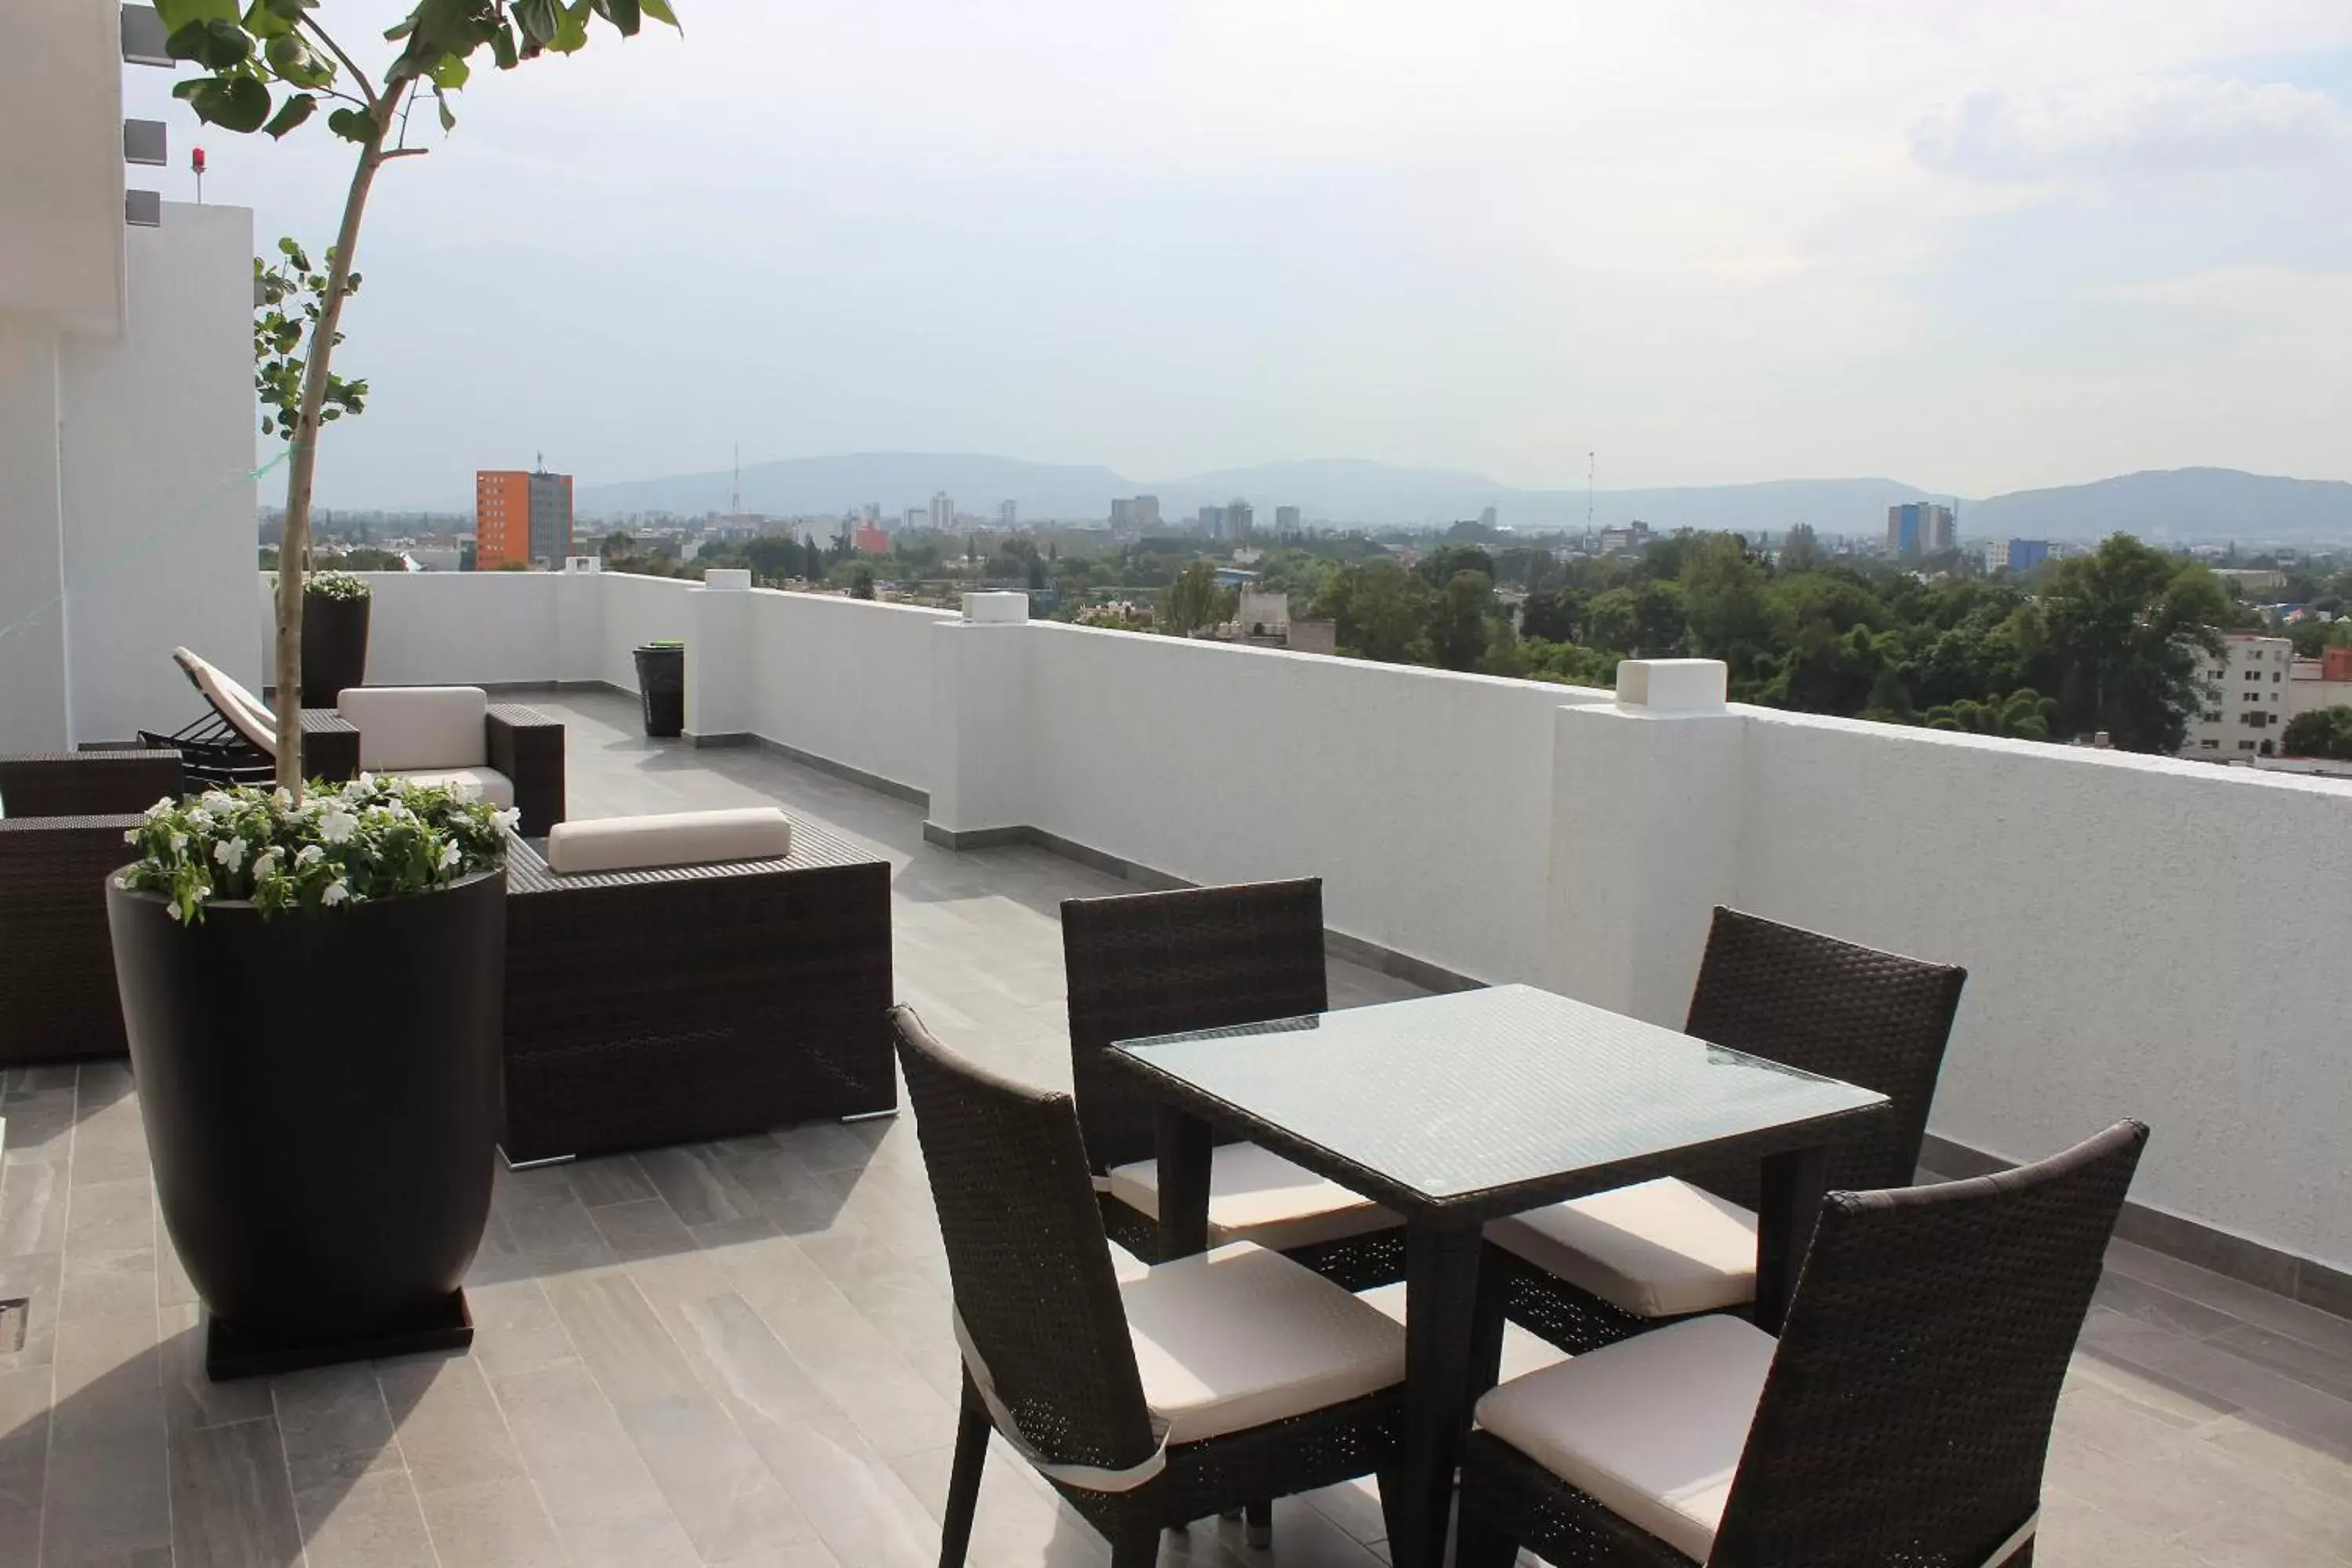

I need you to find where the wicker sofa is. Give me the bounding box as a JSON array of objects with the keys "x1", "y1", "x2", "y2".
[
  {"x1": 0, "y1": 750, "x2": 187, "y2": 1065},
  {"x1": 499, "y1": 815, "x2": 895, "y2": 1163}
]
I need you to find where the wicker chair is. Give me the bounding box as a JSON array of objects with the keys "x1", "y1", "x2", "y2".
[
  {"x1": 499, "y1": 823, "x2": 894, "y2": 1162},
  {"x1": 0, "y1": 750, "x2": 186, "y2": 1064},
  {"x1": 1061, "y1": 878, "x2": 1406, "y2": 1291},
  {"x1": 1456, "y1": 1119, "x2": 2148, "y2": 1568},
  {"x1": 1480, "y1": 906, "x2": 1968, "y2": 1360},
  {"x1": 890, "y1": 1006, "x2": 1410, "y2": 1568}
]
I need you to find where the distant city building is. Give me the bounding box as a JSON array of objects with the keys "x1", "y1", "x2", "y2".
[
  {"x1": 1132, "y1": 495, "x2": 1160, "y2": 529},
  {"x1": 2006, "y1": 539, "x2": 2051, "y2": 574},
  {"x1": 1598, "y1": 520, "x2": 1652, "y2": 556},
  {"x1": 1199, "y1": 504, "x2": 1225, "y2": 535},
  {"x1": 1479, "y1": 506, "x2": 1497, "y2": 530},
  {"x1": 997, "y1": 499, "x2": 1017, "y2": 528},
  {"x1": 2183, "y1": 632, "x2": 2292, "y2": 759},
  {"x1": 474, "y1": 464, "x2": 572, "y2": 569},
  {"x1": 1110, "y1": 498, "x2": 1132, "y2": 528},
  {"x1": 929, "y1": 492, "x2": 955, "y2": 532},
  {"x1": 2286, "y1": 645, "x2": 2352, "y2": 733},
  {"x1": 1886, "y1": 502, "x2": 1955, "y2": 557},
  {"x1": 1225, "y1": 498, "x2": 1254, "y2": 538},
  {"x1": 861, "y1": 503, "x2": 880, "y2": 524},
  {"x1": 853, "y1": 521, "x2": 889, "y2": 555},
  {"x1": 903, "y1": 506, "x2": 925, "y2": 532},
  {"x1": 1275, "y1": 505, "x2": 1301, "y2": 535}
]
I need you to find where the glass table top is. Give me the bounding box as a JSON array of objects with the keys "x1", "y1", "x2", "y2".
[{"x1": 1112, "y1": 983, "x2": 1889, "y2": 1207}]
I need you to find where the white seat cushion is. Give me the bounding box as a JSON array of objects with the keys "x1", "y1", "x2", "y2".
[
  {"x1": 390, "y1": 767, "x2": 514, "y2": 811},
  {"x1": 544, "y1": 808, "x2": 793, "y2": 874},
  {"x1": 1107, "y1": 1241, "x2": 1151, "y2": 1285},
  {"x1": 1108, "y1": 1142, "x2": 1396, "y2": 1253},
  {"x1": 1486, "y1": 1177, "x2": 1758, "y2": 1319},
  {"x1": 339, "y1": 686, "x2": 489, "y2": 770},
  {"x1": 1120, "y1": 1242, "x2": 1404, "y2": 1444},
  {"x1": 1475, "y1": 1313, "x2": 1777, "y2": 1562}
]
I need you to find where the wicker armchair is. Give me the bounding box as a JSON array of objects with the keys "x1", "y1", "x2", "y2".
[
  {"x1": 1457, "y1": 1119, "x2": 2148, "y2": 1568},
  {"x1": 1480, "y1": 906, "x2": 1968, "y2": 1360},
  {"x1": 0, "y1": 750, "x2": 186, "y2": 1064},
  {"x1": 499, "y1": 822, "x2": 893, "y2": 1162},
  {"x1": 1062, "y1": 878, "x2": 1406, "y2": 1291},
  {"x1": 890, "y1": 1006, "x2": 1410, "y2": 1568}
]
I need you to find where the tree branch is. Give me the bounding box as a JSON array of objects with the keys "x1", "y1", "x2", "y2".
[
  {"x1": 380, "y1": 148, "x2": 430, "y2": 161},
  {"x1": 300, "y1": 17, "x2": 380, "y2": 112}
]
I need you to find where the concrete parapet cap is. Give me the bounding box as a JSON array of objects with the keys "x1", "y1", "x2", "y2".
[
  {"x1": 962, "y1": 592, "x2": 1030, "y2": 625},
  {"x1": 1616, "y1": 658, "x2": 1728, "y2": 713}
]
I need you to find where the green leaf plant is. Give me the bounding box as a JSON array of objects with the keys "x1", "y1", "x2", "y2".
[{"x1": 159, "y1": 0, "x2": 680, "y2": 797}]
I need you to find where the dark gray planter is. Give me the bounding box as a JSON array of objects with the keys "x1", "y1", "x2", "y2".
[
  {"x1": 107, "y1": 869, "x2": 505, "y2": 1377},
  {"x1": 633, "y1": 643, "x2": 684, "y2": 738},
  {"x1": 299, "y1": 592, "x2": 372, "y2": 708}
]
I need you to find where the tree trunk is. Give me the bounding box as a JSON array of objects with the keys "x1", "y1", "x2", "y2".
[{"x1": 274, "y1": 104, "x2": 394, "y2": 798}]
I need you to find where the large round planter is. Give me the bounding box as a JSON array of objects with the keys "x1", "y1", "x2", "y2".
[
  {"x1": 633, "y1": 643, "x2": 685, "y2": 738},
  {"x1": 107, "y1": 869, "x2": 504, "y2": 1370},
  {"x1": 299, "y1": 591, "x2": 372, "y2": 708}
]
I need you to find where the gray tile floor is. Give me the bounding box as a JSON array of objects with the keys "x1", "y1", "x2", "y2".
[{"x1": 2, "y1": 689, "x2": 2347, "y2": 1566}]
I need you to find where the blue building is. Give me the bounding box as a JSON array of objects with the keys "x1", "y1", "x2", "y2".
[
  {"x1": 2007, "y1": 539, "x2": 2051, "y2": 573},
  {"x1": 1885, "y1": 501, "x2": 1956, "y2": 557}
]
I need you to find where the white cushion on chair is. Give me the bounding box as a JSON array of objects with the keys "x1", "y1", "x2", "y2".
[
  {"x1": 176, "y1": 647, "x2": 277, "y2": 754},
  {"x1": 1106, "y1": 1142, "x2": 1395, "y2": 1254},
  {"x1": 1475, "y1": 1313, "x2": 1776, "y2": 1563},
  {"x1": 338, "y1": 686, "x2": 488, "y2": 770},
  {"x1": 1120, "y1": 1241, "x2": 1404, "y2": 1444},
  {"x1": 544, "y1": 807, "x2": 793, "y2": 874},
  {"x1": 390, "y1": 768, "x2": 514, "y2": 811},
  {"x1": 1486, "y1": 1177, "x2": 1758, "y2": 1320}
]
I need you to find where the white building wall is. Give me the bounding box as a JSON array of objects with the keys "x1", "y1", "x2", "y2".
[
  {"x1": 2182, "y1": 633, "x2": 2292, "y2": 760},
  {"x1": 60, "y1": 204, "x2": 260, "y2": 742},
  {"x1": 748, "y1": 591, "x2": 947, "y2": 794},
  {"x1": 0, "y1": 313, "x2": 71, "y2": 751}
]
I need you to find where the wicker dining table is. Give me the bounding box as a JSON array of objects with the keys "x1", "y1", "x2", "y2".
[{"x1": 1104, "y1": 982, "x2": 1890, "y2": 1568}]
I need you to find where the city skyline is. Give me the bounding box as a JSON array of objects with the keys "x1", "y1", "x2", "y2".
[{"x1": 122, "y1": 3, "x2": 2352, "y2": 510}]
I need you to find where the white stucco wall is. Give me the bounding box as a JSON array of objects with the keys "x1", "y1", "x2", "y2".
[
  {"x1": 596, "y1": 572, "x2": 693, "y2": 691},
  {"x1": 749, "y1": 590, "x2": 949, "y2": 793},
  {"x1": 1021, "y1": 622, "x2": 1606, "y2": 980},
  {"x1": 338, "y1": 570, "x2": 564, "y2": 688},
  {"x1": 1732, "y1": 707, "x2": 2352, "y2": 1271},
  {"x1": 0, "y1": 312, "x2": 71, "y2": 752},
  {"x1": 60, "y1": 205, "x2": 260, "y2": 743}
]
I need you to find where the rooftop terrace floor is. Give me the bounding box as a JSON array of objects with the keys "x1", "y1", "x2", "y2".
[{"x1": 2, "y1": 690, "x2": 2347, "y2": 1566}]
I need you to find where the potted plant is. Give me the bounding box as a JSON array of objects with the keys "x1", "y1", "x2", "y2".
[
  {"x1": 109, "y1": 778, "x2": 519, "y2": 1377},
  {"x1": 633, "y1": 638, "x2": 685, "y2": 737},
  {"x1": 299, "y1": 568, "x2": 372, "y2": 706}
]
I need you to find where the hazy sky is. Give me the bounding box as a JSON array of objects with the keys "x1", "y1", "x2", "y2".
[{"x1": 125, "y1": 2, "x2": 2352, "y2": 510}]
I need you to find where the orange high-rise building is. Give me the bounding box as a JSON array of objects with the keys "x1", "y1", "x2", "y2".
[{"x1": 474, "y1": 466, "x2": 572, "y2": 569}]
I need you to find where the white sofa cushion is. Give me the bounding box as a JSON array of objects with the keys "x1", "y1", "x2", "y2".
[
  {"x1": 176, "y1": 646, "x2": 276, "y2": 755},
  {"x1": 1486, "y1": 1177, "x2": 1758, "y2": 1319},
  {"x1": 392, "y1": 767, "x2": 514, "y2": 811},
  {"x1": 1475, "y1": 1313, "x2": 1776, "y2": 1562},
  {"x1": 544, "y1": 807, "x2": 794, "y2": 875},
  {"x1": 1108, "y1": 1141, "x2": 1396, "y2": 1254},
  {"x1": 1120, "y1": 1241, "x2": 1404, "y2": 1443},
  {"x1": 338, "y1": 686, "x2": 488, "y2": 770}
]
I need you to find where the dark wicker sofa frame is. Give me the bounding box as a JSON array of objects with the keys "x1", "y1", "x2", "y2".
[
  {"x1": 499, "y1": 819, "x2": 894, "y2": 1162},
  {"x1": 1457, "y1": 1120, "x2": 2148, "y2": 1568},
  {"x1": 891, "y1": 1005, "x2": 1408, "y2": 1568},
  {"x1": 1061, "y1": 877, "x2": 1407, "y2": 1290},
  {"x1": 0, "y1": 750, "x2": 187, "y2": 1065},
  {"x1": 1479, "y1": 906, "x2": 1967, "y2": 1361}
]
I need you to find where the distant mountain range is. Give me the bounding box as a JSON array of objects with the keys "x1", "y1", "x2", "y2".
[{"x1": 575, "y1": 455, "x2": 2352, "y2": 543}]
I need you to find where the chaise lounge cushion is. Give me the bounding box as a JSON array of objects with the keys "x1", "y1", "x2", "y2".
[
  {"x1": 338, "y1": 686, "x2": 489, "y2": 770},
  {"x1": 544, "y1": 807, "x2": 794, "y2": 875},
  {"x1": 1474, "y1": 1312, "x2": 1776, "y2": 1562},
  {"x1": 175, "y1": 647, "x2": 277, "y2": 754}
]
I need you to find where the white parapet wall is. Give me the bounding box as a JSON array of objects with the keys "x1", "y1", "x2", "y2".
[{"x1": 344, "y1": 572, "x2": 2352, "y2": 1279}]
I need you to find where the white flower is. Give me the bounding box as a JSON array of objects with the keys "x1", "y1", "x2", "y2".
[
  {"x1": 272, "y1": 787, "x2": 294, "y2": 809},
  {"x1": 199, "y1": 790, "x2": 235, "y2": 814},
  {"x1": 437, "y1": 840, "x2": 461, "y2": 870},
  {"x1": 318, "y1": 809, "x2": 358, "y2": 844},
  {"x1": 295, "y1": 844, "x2": 325, "y2": 866},
  {"x1": 167, "y1": 832, "x2": 187, "y2": 854},
  {"x1": 320, "y1": 880, "x2": 349, "y2": 907},
  {"x1": 123, "y1": 829, "x2": 139, "y2": 844},
  {"x1": 356, "y1": 771, "x2": 375, "y2": 789},
  {"x1": 212, "y1": 837, "x2": 248, "y2": 873},
  {"x1": 448, "y1": 778, "x2": 482, "y2": 804},
  {"x1": 491, "y1": 807, "x2": 521, "y2": 832},
  {"x1": 185, "y1": 808, "x2": 212, "y2": 829},
  {"x1": 252, "y1": 845, "x2": 283, "y2": 876},
  {"x1": 143, "y1": 797, "x2": 173, "y2": 821}
]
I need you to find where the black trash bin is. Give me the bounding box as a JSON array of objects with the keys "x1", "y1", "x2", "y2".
[{"x1": 633, "y1": 641, "x2": 684, "y2": 738}]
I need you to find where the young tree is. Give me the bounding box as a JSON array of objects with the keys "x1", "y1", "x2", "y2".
[
  {"x1": 161, "y1": 0, "x2": 679, "y2": 793},
  {"x1": 2037, "y1": 535, "x2": 2230, "y2": 751},
  {"x1": 2281, "y1": 706, "x2": 2352, "y2": 760}
]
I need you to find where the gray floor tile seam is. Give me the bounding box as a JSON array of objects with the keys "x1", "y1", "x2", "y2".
[
  {"x1": 27, "y1": 1067, "x2": 86, "y2": 1568},
  {"x1": 457, "y1": 1343, "x2": 601, "y2": 1568}
]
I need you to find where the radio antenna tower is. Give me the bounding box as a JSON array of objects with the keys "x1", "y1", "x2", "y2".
[{"x1": 730, "y1": 443, "x2": 742, "y2": 517}]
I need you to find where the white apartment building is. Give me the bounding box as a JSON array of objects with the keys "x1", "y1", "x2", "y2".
[{"x1": 2182, "y1": 631, "x2": 2292, "y2": 759}]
